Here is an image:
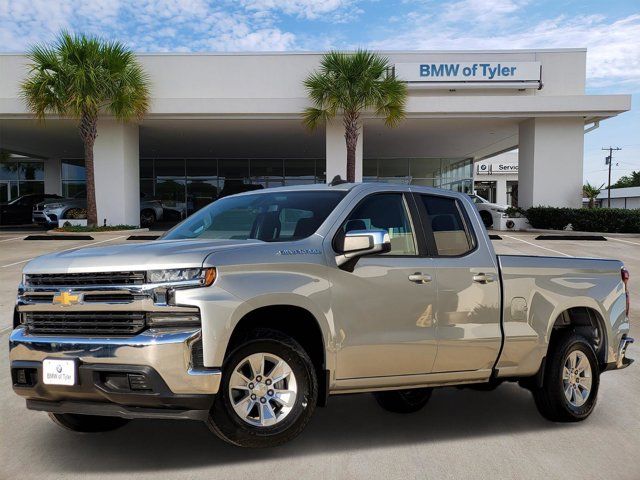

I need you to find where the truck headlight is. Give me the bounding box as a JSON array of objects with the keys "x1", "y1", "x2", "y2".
[{"x1": 147, "y1": 267, "x2": 216, "y2": 286}]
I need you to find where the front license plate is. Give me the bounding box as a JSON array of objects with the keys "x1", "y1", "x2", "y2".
[{"x1": 42, "y1": 358, "x2": 77, "y2": 386}]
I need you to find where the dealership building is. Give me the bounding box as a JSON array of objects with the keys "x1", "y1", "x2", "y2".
[{"x1": 0, "y1": 49, "x2": 631, "y2": 225}]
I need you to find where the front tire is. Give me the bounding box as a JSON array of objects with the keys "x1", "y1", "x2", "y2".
[
  {"x1": 533, "y1": 332, "x2": 600, "y2": 422},
  {"x1": 48, "y1": 413, "x2": 129, "y2": 433},
  {"x1": 374, "y1": 388, "x2": 433, "y2": 414},
  {"x1": 206, "y1": 329, "x2": 318, "y2": 448}
]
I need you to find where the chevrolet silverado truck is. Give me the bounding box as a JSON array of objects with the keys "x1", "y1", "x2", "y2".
[{"x1": 9, "y1": 183, "x2": 634, "y2": 447}]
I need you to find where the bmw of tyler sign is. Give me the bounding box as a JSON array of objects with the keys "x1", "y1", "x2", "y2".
[{"x1": 394, "y1": 62, "x2": 541, "y2": 84}]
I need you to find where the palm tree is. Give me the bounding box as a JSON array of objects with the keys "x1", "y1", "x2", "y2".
[
  {"x1": 583, "y1": 182, "x2": 604, "y2": 209},
  {"x1": 303, "y1": 50, "x2": 407, "y2": 183},
  {"x1": 20, "y1": 31, "x2": 150, "y2": 226}
]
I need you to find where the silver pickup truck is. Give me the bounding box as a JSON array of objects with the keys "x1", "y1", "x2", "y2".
[{"x1": 9, "y1": 183, "x2": 634, "y2": 447}]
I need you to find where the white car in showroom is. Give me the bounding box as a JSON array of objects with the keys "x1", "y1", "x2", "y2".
[{"x1": 468, "y1": 194, "x2": 510, "y2": 229}]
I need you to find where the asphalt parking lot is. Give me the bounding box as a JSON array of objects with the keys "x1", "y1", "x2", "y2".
[{"x1": 0, "y1": 230, "x2": 638, "y2": 480}]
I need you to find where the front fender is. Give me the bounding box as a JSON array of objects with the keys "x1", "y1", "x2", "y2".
[{"x1": 175, "y1": 265, "x2": 335, "y2": 369}]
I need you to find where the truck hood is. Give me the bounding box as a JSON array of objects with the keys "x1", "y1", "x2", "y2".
[{"x1": 23, "y1": 238, "x2": 263, "y2": 274}]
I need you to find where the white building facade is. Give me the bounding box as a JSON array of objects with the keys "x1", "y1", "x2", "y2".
[
  {"x1": 0, "y1": 49, "x2": 631, "y2": 225},
  {"x1": 474, "y1": 151, "x2": 519, "y2": 206}
]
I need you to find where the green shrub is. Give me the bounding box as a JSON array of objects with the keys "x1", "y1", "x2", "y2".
[
  {"x1": 54, "y1": 224, "x2": 139, "y2": 232},
  {"x1": 524, "y1": 207, "x2": 575, "y2": 230},
  {"x1": 522, "y1": 207, "x2": 640, "y2": 233},
  {"x1": 571, "y1": 208, "x2": 640, "y2": 233}
]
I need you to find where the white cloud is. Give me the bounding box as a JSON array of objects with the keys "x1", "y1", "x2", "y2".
[
  {"x1": 0, "y1": 0, "x2": 300, "y2": 52},
  {"x1": 240, "y1": 0, "x2": 357, "y2": 20},
  {"x1": 441, "y1": 0, "x2": 528, "y2": 23}
]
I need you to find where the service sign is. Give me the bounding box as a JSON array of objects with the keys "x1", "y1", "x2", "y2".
[
  {"x1": 395, "y1": 62, "x2": 541, "y2": 83},
  {"x1": 477, "y1": 163, "x2": 518, "y2": 174}
]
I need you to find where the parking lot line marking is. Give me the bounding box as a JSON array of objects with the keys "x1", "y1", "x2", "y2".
[
  {"x1": 606, "y1": 237, "x2": 640, "y2": 247},
  {"x1": 0, "y1": 326, "x2": 11, "y2": 335},
  {"x1": 0, "y1": 235, "x2": 126, "y2": 268},
  {"x1": 503, "y1": 235, "x2": 572, "y2": 257},
  {"x1": 0, "y1": 236, "x2": 25, "y2": 243}
]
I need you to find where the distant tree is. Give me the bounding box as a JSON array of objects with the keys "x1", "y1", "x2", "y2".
[
  {"x1": 611, "y1": 170, "x2": 640, "y2": 189},
  {"x1": 20, "y1": 31, "x2": 150, "y2": 226},
  {"x1": 303, "y1": 50, "x2": 407, "y2": 182},
  {"x1": 583, "y1": 182, "x2": 604, "y2": 209}
]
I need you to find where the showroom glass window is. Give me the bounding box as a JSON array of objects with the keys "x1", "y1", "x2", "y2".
[
  {"x1": 61, "y1": 159, "x2": 86, "y2": 198},
  {"x1": 0, "y1": 157, "x2": 45, "y2": 200},
  {"x1": 140, "y1": 158, "x2": 326, "y2": 219},
  {"x1": 363, "y1": 158, "x2": 472, "y2": 192}
]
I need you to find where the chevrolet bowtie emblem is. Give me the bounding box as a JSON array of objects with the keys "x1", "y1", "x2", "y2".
[{"x1": 53, "y1": 291, "x2": 81, "y2": 306}]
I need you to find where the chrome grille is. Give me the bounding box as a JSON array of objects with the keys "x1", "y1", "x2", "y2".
[
  {"x1": 23, "y1": 312, "x2": 146, "y2": 336},
  {"x1": 25, "y1": 272, "x2": 146, "y2": 287},
  {"x1": 21, "y1": 292, "x2": 139, "y2": 304}
]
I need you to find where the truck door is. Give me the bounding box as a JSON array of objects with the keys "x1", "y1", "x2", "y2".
[
  {"x1": 329, "y1": 192, "x2": 439, "y2": 379},
  {"x1": 414, "y1": 193, "x2": 502, "y2": 373}
]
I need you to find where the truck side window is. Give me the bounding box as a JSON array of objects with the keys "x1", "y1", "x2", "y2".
[
  {"x1": 342, "y1": 193, "x2": 417, "y2": 256},
  {"x1": 420, "y1": 195, "x2": 474, "y2": 256}
]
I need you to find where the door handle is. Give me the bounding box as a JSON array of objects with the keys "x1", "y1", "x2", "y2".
[
  {"x1": 408, "y1": 273, "x2": 432, "y2": 284},
  {"x1": 473, "y1": 273, "x2": 496, "y2": 284}
]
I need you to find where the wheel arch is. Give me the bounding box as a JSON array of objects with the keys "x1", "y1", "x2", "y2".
[
  {"x1": 547, "y1": 306, "x2": 608, "y2": 368},
  {"x1": 222, "y1": 296, "x2": 333, "y2": 404}
]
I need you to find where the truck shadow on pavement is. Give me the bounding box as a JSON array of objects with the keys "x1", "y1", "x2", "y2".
[{"x1": 40, "y1": 383, "x2": 566, "y2": 473}]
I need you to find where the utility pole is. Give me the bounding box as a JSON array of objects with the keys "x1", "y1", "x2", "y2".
[{"x1": 602, "y1": 146, "x2": 622, "y2": 208}]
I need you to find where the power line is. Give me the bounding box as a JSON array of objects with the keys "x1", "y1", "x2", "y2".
[{"x1": 602, "y1": 146, "x2": 622, "y2": 208}]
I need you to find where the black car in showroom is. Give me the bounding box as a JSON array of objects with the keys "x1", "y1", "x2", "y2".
[{"x1": 0, "y1": 194, "x2": 62, "y2": 225}]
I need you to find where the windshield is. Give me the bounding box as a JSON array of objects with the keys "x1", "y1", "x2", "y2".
[
  {"x1": 469, "y1": 194, "x2": 487, "y2": 204},
  {"x1": 163, "y1": 190, "x2": 346, "y2": 241}
]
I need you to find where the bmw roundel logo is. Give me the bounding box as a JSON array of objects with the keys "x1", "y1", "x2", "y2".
[
  {"x1": 479, "y1": 164, "x2": 488, "y2": 171},
  {"x1": 56, "y1": 365, "x2": 63, "y2": 373}
]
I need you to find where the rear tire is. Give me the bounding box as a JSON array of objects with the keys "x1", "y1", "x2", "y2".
[
  {"x1": 140, "y1": 209, "x2": 156, "y2": 227},
  {"x1": 48, "y1": 413, "x2": 129, "y2": 433},
  {"x1": 374, "y1": 388, "x2": 433, "y2": 414},
  {"x1": 480, "y1": 210, "x2": 493, "y2": 229},
  {"x1": 532, "y1": 331, "x2": 600, "y2": 422},
  {"x1": 206, "y1": 329, "x2": 318, "y2": 448}
]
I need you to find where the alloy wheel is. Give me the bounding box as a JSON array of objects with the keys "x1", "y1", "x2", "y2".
[
  {"x1": 228, "y1": 352, "x2": 298, "y2": 427},
  {"x1": 562, "y1": 350, "x2": 592, "y2": 407}
]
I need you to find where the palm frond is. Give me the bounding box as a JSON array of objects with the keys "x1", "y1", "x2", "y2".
[
  {"x1": 301, "y1": 49, "x2": 407, "y2": 129},
  {"x1": 20, "y1": 31, "x2": 150, "y2": 122}
]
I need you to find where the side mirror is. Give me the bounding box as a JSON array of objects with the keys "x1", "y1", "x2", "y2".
[{"x1": 336, "y1": 229, "x2": 391, "y2": 266}]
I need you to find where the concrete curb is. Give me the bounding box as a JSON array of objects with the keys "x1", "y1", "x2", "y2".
[
  {"x1": 521, "y1": 228, "x2": 640, "y2": 238},
  {"x1": 46, "y1": 228, "x2": 150, "y2": 236}
]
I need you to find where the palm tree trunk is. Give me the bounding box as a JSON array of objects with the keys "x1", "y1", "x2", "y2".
[
  {"x1": 343, "y1": 113, "x2": 360, "y2": 183},
  {"x1": 79, "y1": 113, "x2": 98, "y2": 226}
]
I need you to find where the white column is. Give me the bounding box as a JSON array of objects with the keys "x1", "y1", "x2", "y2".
[
  {"x1": 93, "y1": 120, "x2": 140, "y2": 226},
  {"x1": 495, "y1": 178, "x2": 507, "y2": 205},
  {"x1": 44, "y1": 158, "x2": 62, "y2": 195},
  {"x1": 325, "y1": 120, "x2": 363, "y2": 183},
  {"x1": 518, "y1": 118, "x2": 584, "y2": 208}
]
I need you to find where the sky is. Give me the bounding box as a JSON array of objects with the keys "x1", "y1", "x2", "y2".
[{"x1": 0, "y1": 0, "x2": 638, "y2": 185}]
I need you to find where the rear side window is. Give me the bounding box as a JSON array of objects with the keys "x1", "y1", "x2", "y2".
[{"x1": 420, "y1": 195, "x2": 475, "y2": 256}]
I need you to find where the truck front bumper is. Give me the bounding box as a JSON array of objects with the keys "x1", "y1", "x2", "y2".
[{"x1": 9, "y1": 326, "x2": 221, "y2": 420}]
